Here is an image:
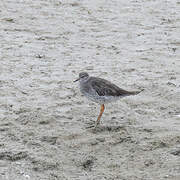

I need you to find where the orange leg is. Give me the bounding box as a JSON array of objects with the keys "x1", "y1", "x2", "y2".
[{"x1": 95, "y1": 104, "x2": 105, "y2": 127}]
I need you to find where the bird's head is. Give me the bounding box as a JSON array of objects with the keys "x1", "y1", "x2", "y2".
[{"x1": 74, "y1": 72, "x2": 89, "y2": 83}]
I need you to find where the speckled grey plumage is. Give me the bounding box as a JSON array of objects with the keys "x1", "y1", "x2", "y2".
[{"x1": 77, "y1": 72, "x2": 141, "y2": 104}]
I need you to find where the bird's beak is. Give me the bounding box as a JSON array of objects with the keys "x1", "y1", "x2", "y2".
[{"x1": 73, "y1": 78, "x2": 80, "y2": 82}]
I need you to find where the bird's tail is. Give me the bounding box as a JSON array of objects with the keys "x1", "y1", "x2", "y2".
[{"x1": 129, "y1": 89, "x2": 144, "y2": 95}]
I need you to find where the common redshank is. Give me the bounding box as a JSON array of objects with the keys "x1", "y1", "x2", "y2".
[{"x1": 74, "y1": 72, "x2": 142, "y2": 127}]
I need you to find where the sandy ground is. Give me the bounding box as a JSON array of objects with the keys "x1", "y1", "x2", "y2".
[{"x1": 0, "y1": 0, "x2": 180, "y2": 179}]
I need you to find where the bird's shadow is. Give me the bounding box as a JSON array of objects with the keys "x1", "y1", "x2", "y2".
[{"x1": 86, "y1": 124, "x2": 127, "y2": 133}]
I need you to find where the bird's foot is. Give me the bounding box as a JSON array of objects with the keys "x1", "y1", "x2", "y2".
[
  {"x1": 94, "y1": 121, "x2": 100, "y2": 128},
  {"x1": 85, "y1": 121, "x2": 100, "y2": 129},
  {"x1": 85, "y1": 121, "x2": 95, "y2": 129},
  {"x1": 85, "y1": 124, "x2": 94, "y2": 129}
]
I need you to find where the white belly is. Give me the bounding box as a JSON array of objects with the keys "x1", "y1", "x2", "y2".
[{"x1": 83, "y1": 93, "x2": 121, "y2": 104}]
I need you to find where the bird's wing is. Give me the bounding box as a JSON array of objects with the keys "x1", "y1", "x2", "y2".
[{"x1": 90, "y1": 77, "x2": 131, "y2": 97}]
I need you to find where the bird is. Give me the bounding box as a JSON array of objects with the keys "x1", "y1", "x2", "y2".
[{"x1": 74, "y1": 72, "x2": 142, "y2": 128}]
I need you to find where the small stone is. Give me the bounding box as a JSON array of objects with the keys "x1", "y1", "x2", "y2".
[
  {"x1": 80, "y1": 156, "x2": 96, "y2": 171},
  {"x1": 144, "y1": 159, "x2": 155, "y2": 167},
  {"x1": 172, "y1": 48, "x2": 177, "y2": 52},
  {"x1": 111, "y1": 116, "x2": 116, "y2": 120},
  {"x1": 96, "y1": 137, "x2": 105, "y2": 142},
  {"x1": 3, "y1": 18, "x2": 14, "y2": 22},
  {"x1": 35, "y1": 54, "x2": 44, "y2": 58},
  {"x1": 170, "y1": 148, "x2": 180, "y2": 156}
]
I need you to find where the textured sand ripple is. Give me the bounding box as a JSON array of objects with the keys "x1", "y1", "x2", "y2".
[{"x1": 0, "y1": 0, "x2": 180, "y2": 179}]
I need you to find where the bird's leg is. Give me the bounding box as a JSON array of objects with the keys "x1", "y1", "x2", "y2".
[{"x1": 95, "y1": 104, "x2": 105, "y2": 127}]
